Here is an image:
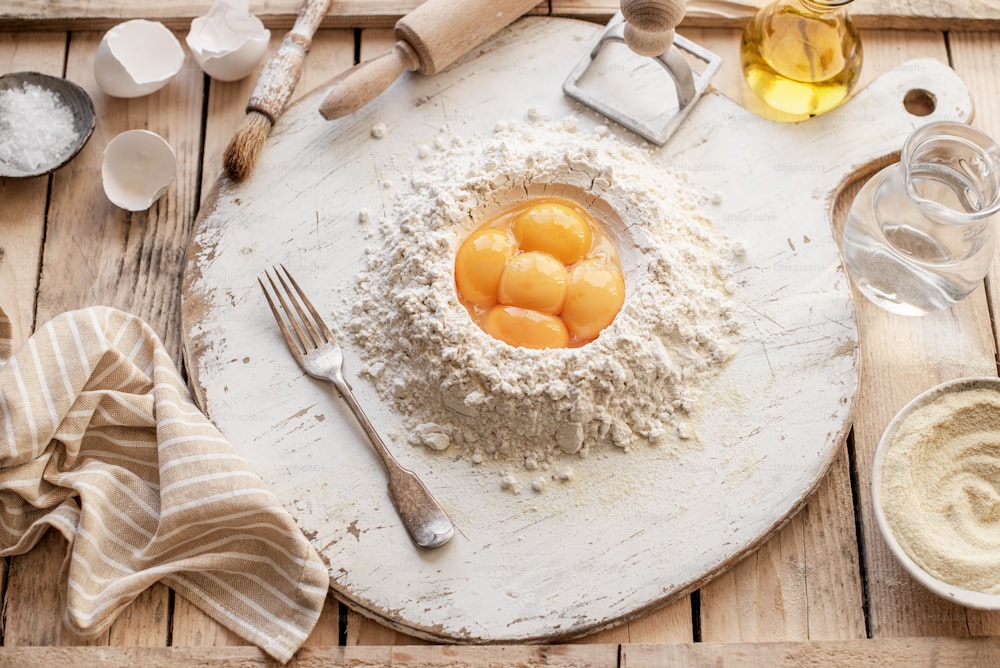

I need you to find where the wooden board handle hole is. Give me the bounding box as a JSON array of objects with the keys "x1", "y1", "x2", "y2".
[{"x1": 903, "y1": 88, "x2": 936, "y2": 116}]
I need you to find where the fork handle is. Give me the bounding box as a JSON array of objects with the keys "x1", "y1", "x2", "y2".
[{"x1": 332, "y1": 377, "x2": 455, "y2": 550}]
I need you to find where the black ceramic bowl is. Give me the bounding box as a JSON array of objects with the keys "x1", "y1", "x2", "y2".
[{"x1": 0, "y1": 71, "x2": 96, "y2": 178}]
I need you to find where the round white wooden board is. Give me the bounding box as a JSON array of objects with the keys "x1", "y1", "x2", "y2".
[{"x1": 182, "y1": 17, "x2": 972, "y2": 642}]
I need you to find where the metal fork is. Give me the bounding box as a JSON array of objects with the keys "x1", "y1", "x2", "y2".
[{"x1": 259, "y1": 265, "x2": 455, "y2": 549}]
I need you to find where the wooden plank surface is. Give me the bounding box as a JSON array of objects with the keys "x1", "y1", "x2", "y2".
[
  {"x1": 3, "y1": 25, "x2": 204, "y2": 649},
  {"x1": 0, "y1": 0, "x2": 544, "y2": 30},
  {"x1": 3, "y1": 1, "x2": 1000, "y2": 30},
  {"x1": 0, "y1": 33, "x2": 61, "y2": 652},
  {"x1": 624, "y1": 637, "x2": 1000, "y2": 667},
  {"x1": 958, "y1": 47, "x2": 1000, "y2": 648},
  {"x1": 2, "y1": 6, "x2": 1000, "y2": 665},
  {"x1": 1, "y1": 637, "x2": 1000, "y2": 667},
  {"x1": 851, "y1": 27, "x2": 1000, "y2": 639},
  {"x1": 0, "y1": 32, "x2": 64, "y2": 361},
  {"x1": 552, "y1": 0, "x2": 1000, "y2": 28}
]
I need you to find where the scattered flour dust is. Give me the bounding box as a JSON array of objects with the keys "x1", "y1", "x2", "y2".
[{"x1": 347, "y1": 113, "x2": 741, "y2": 492}]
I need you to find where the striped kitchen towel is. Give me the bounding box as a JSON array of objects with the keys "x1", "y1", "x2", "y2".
[{"x1": 0, "y1": 306, "x2": 330, "y2": 663}]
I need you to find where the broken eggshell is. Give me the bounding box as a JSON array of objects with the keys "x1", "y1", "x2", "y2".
[
  {"x1": 102, "y1": 130, "x2": 177, "y2": 211},
  {"x1": 94, "y1": 20, "x2": 185, "y2": 98},
  {"x1": 186, "y1": 0, "x2": 270, "y2": 82}
]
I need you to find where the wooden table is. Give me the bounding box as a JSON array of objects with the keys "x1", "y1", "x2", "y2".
[{"x1": 3, "y1": 2, "x2": 1000, "y2": 666}]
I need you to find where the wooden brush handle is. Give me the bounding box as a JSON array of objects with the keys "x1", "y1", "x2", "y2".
[
  {"x1": 247, "y1": 0, "x2": 331, "y2": 122},
  {"x1": 621, "y1": 0, "x2": 687, "y2": 57},
  {"x1": 319, "y1": 0, "x2": 540, "y2": 120}
]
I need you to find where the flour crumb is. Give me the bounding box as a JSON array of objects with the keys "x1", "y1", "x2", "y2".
[
  {"x1": 500, "y1": 473, "x2": 521, "y2": 494},
  {"x1": 371, "y1": 122, "x2": 388, "y2": 138},
  {"x1": 414, "y1": 423, "x2": 451, "y2": 451}
]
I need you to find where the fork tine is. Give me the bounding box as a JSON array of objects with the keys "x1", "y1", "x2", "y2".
[
  {"x1": 273, "y1": 266, "x2": 324, "y2": 348},
  {"x1": 279, "y1": 264, "x2": 335, "y2": 342},
  {"x1": 259, "y1": 274, "x2": 305, "y2": 361},
  {"x1": 265, "y1": 267, "x2": 315, "y2": 352}
]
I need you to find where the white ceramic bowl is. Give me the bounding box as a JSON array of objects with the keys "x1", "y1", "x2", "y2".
[{"x1": 872, "y1": 376, "x2": 1000, "y2": 609}]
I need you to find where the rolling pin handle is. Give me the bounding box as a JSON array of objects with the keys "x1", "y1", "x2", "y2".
[{"x1": 318, "y1": 41, "x2": 421, "y2": 121}]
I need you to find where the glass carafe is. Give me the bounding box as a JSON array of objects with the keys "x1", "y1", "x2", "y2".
[{"x1": 840, "y1": 121, "x2": 1000, "y2": 316}]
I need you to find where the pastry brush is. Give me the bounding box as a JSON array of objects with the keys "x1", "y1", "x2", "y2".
[{"x1": 224, "y1": 0, "x2": 331, "y2": 182}]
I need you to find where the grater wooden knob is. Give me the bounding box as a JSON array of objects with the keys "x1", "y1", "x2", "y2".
[
  {"x1": 620, "y1": 0, "x2": 686, "y2": 57},
  {"x1": 563, "y1": 0, "x2": 721, "y2": 144}
]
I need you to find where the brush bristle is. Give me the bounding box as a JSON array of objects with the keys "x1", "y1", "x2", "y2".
[{"x1": 223, "y1": 112, "x2": 272, "y2": 182}]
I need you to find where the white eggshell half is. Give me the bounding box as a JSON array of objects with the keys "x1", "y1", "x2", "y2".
[
  {"x1": 102, "y1": 130, "x2": 177, "y2": 211},
  {"x1": 94, "y1": 20, "x2": 185, "y2": 98},
  {"x1": 186, "y1": 0, "x2": 271, "y2": 82}
]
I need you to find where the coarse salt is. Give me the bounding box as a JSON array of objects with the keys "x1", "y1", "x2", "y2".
[{"x1": 0, "y1": 83, "x2": 77, "y2": 172}]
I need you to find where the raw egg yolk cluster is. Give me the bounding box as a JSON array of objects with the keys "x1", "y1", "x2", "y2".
[{"x1": 454, "y1": 197, "x2": 626, "y2": 349}]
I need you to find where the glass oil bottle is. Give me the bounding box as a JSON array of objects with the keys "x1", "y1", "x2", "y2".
[{"x1": 740, "y1": 0, "x2": 862, "y2": 117}]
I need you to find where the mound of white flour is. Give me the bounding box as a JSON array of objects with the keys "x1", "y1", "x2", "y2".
[{"x1": 347, "y1": 114, "x2": 740, "y2": 481}]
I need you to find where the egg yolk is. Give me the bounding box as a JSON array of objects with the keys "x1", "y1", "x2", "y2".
[
  {"x1": 454, "y1": 227, "x2": 517, "y2": 305},
  {"x1": 512, "y1": 200, "x2": 593, "y2": 265},
  {"x1": 486, "y1": 305, "x2": 570, "y2": 349},
  {"x1": 562, "y1": 259, "x2": 626, "y2": 341},
  {"x1": 497, "y1": 251, "x2": 568, "y2": 315},
  {"x1": 454, "y1": 197, "x2": 625, "y2": 349}
]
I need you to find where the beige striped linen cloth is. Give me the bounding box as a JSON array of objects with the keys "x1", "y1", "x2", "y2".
[{"x1": 0, "y1": 306, "x2": 330, "y2": 662}]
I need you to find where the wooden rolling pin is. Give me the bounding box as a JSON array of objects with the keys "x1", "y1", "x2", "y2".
[{"x1": 318, "y1": 0, "x2": 542, "y2": 120}]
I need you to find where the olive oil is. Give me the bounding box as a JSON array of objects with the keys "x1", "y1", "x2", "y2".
[{"x1": 741, "y1": 0, "x2": 862, "y2": 117}]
